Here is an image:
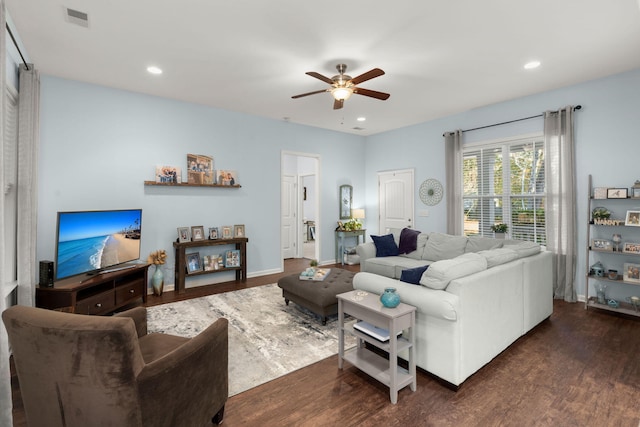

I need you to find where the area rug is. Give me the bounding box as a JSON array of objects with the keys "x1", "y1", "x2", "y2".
[{"x1": 146, "y1": 283, "x2": 355, "y2": 396}]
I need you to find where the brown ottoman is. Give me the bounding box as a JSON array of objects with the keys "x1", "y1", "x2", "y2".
[{"x1": 277, "y1": 269, "x2": 355, "y2": 325}]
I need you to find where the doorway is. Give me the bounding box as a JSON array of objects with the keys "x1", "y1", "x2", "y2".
[
  {"x1": 378, "y1": 169, "x2": 414, "y2": 233},
  {"x1": 281, "y1": 152, "x2": 320, "y2": 266}
]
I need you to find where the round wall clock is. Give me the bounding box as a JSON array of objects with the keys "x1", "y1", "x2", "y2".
[{"x1": 419, "y1": 179, "x2": 443, "y2": 206}]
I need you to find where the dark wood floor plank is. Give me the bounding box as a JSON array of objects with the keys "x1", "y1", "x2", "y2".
[{"x1": 11, "y1": 259, "x2": 640, "y2": 426}]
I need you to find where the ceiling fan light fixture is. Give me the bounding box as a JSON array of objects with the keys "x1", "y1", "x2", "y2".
[{"x1": 332, "y1": 87, "x2": 353, "y2": 101}]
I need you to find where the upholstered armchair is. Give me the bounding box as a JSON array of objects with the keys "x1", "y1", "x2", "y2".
[{"x1": 2, "y1": 305, "x2": 228, "y2": 427}]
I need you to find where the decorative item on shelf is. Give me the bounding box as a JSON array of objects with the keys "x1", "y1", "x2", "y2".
[
  {"x1": 589, "y1": 261, "x2": 605, "y2": 277},
  {"x1": 147, "y1": 250, "x2": 167, "y2": 296},
  {"x1": 591, "y1": 238, "x2": 613, "y2": 251},
  {"x1": 419, "y1": 178, "x2": 444, "y2": 206},
  {"x1": 612, "y1": 234, "x2": 622, "y2": 252},
  {"x1": 233, "y1": 224, "x2": 245, "y2": 238},
  {"x1": 625, "y1": 210, "x2": 640, "y2": 227},
  {"x1": 221, "y1": 226, "x2": 233, "y2": 239},
  {"x1": 177, "y1": 227, "x2": 191, "y2": 243},
  {"x1": 623, "y1": 263, "x2": 640, "y2": 283},
  {"x1": 632, "y1": 181, "x2": 640, "y2": 199},
  {"x1": 224, "y1": 249, "x2": 241, "y2": 267},
  {"x1": 594, "y1": 282, "x2": 607, "y2": 304},
  {"x1": 592, "y1": 207, "x2": 611, "y2": 222},
  {"x1": 626, "y1": 296, "x2": 640, "y2": 312},
  {"x1": 217, "y1": 170, "x2": 238, "y2": 186},
  {"x1": 491, "y1": 223, "x2": 508, "y2": 239},
  {"x1": 608, "y1": 269, "x2": 618, "y2": 280},
  {"x1": 607, "y1": 299, "x2": 620, "y2": 309},
  {"x1": 155, "y1": 165, "x2": 181, "y2": 183},
  {"x1": 186, "y1": 253, "x2": 203, "y2": 274},
  {"x1": 593, "y1": 187, "x2": 608, "y2": 199},
  {"x1": 607, "y1": 188, "x2": 628, "y2": 199},
  {"x1": 622, "y1": 242, "x2": 640, "y2": 254},
  {"x1": 191, "y1": 225, "x2": 205, "y2": 241},
  {"x1": 187, "y1": 154, "x2": 214, "y2": 185},
  {"x1": 380, "y1": 287, "x2": 401, "y2": 308}
]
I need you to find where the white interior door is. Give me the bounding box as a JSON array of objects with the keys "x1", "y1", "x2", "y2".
[
  {"x1": 281, "y1": 174, "x2": 296, "y2": 259},
  {"x1": 378, "y1": 169, "x2": 414, "y2": 233}
]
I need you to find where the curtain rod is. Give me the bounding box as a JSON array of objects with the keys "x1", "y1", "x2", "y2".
[
  {"x1": 6, "y1": 23, "x2": 29, "y2": 71},
  {"x1": 444, "y1": 105, "x2": 582, "y2": 136}
]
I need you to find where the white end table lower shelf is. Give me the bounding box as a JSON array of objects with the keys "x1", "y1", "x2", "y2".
[{"x1": 337, "y1": 290, "x2": 416, "y2": 404}]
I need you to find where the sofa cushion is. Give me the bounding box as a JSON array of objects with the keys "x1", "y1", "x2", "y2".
[
  {"x1": 422, "y1": 232, "x2": 468, "y2": 261},
  {"x1": 420, "y1": 253, "x2": 487, "y2": 290},
  {"x1": 478, "y1": 248, "x2": 518, "y2": 268},
  {"x1": 398, "y1": 228, "x2": 421, "y2": 254},
  {"x1": 502, "y1": 240, "x2": 542, "y2": 258},
  {"x1": 363, "y1": 256, "x2": 428, "y2": 279},
  {"x1": 371, "y1": 234, "x2": 399, "y2": 257},
  {"x1": 466, "y1": 236, "x2": 503, "y2": 253},
  {"x1": 400, "y1": 265, "x2": 429, "y2": 285}
]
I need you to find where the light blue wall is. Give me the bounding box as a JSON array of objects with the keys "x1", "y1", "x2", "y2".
[
  {"x1": 363, "y1": 67, "x2": 640, "y2": 299},
  {"x1": 37, "y1": 76, "x2": 366, "y2": 288}
]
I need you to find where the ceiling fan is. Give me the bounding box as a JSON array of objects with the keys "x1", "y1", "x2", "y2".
[{"x1": 292, "y1": 64, "x2": 390, "y2": 110}]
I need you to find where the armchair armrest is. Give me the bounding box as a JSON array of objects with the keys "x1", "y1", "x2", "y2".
[
  {"x1": 137, "y1": 317, "x2": 228, "y2": 427},
  {"x1": 114, "y1": 306, "x2": 148, "y2": 338},
  {"x1": 355, "y1": 241, "x2": 377, "y2": 262}
]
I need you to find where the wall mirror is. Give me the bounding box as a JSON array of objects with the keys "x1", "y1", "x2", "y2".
[{"x1": 339, "y1": 185, "x2": 352, "y2": 219}]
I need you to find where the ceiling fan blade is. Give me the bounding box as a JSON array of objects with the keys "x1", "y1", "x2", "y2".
[
  {"x1": 291, "y1": 89, "x2": 329, "y2": 99},
  {"x1": 353, "y1": 87, "x2": 390, "y2": 100},
  {"x1": 350, "y1": 68, "x2": 385, "y2": 86},
  {"x1": 333, "y1": 99, "x2": 344, "y2": 110},
  {"x1": 306, "y1": 71, "x2": 335, "y2": 85}
]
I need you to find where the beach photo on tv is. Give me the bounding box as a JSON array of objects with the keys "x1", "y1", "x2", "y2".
[{"x1": 55, "y1": 209, "x2": 142, "y2": 280}]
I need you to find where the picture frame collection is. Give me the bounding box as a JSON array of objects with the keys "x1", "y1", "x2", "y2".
[
  {"x1": 177, "y1": 224, "x2": 245, "y2": 243},
  {"x1": 155, "y1": 153, "x2": 238, "y2": 186},
  {"x1": 592, "y1": 181, "x2": 640, "y2": 200}
]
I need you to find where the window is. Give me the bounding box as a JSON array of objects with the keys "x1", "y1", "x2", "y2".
[
  {"x1": 462, "y1": 135, "x2": 546, "y2": 244},
  {"x1": 3, "y1": 84, "x2": 18, "y2": 295}
]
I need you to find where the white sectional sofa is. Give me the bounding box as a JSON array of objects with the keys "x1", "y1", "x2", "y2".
[{"x1": 353, "y1": 230, "x2": 553, "y2": 388}]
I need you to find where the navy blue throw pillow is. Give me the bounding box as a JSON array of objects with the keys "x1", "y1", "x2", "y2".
[
  {"x1": 371, "y1": 234, "x2": 399, "y2": 257},
  {"x1": 400, "y1": 265, "x2": 429, "y2": 285}
]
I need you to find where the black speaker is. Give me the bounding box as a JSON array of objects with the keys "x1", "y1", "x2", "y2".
[{"x1": 39, "y1": 260, "x2": 54, "y2": 287}]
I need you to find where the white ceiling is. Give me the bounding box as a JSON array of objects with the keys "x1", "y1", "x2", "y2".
[{"x1": 6, "y1": 0, "x2": 640, "y2": 136}]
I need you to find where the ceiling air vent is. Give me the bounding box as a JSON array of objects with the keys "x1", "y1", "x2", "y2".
[
  {"x1": 352, "y1": 127, "x2": 365, "y2": 131},
  {"x1": 65, "y1": 7, "x2": 89, "y2": 28}
]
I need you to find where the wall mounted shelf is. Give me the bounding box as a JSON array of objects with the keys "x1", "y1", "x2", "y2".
[{"x1": 144, "y1": 181, "x2": 241, "y2": 188}]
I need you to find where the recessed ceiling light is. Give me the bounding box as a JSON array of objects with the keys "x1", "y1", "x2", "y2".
[
  {"x1": 357, "y1": 117, "x2": 366, "y2": 122},
  {"x1": 147, "y1": 66, "x2": 163, "y2": 75},
  {"x1": 524, "y1": 61, "x2": 541, "y2": 70}
]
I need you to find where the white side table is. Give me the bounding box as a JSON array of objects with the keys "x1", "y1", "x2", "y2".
[{"x1": 337, "y1": 290, "x2": 416, "y2": 404}]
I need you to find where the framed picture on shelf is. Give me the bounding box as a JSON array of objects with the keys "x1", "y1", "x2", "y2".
[
  {"x1": 191, "y1": 225, "x2": 205, "y2": 241},
  {"x1": 177, "y1": 227, "x2": 191, "y2": 243},
  {"x1": 209, "y1": 227, "x2": 219, "y2": 240},
  {"x1": 155, "y1": 165, "x2": 181, "y2": 183},
  {"x1": 607, "y1": 188, "x2": 628, "y2": 199},
  {"x1": 216, "y1": 170, "x2": 238, "y2": 186},
  {"x1": 591, "y1": 239, "x2": 613, "y2": 251},
  {"x1": 234, "y1": 224, "x2": 245, "y2": 238},
  {"x1": 623, "y1": 242, "x2": 640, "y2": 254},
  {"x1": 221, "y1": 226, "x2": 233, "y2": 239},
  {"x1": 186, "y1": 253, "x2": 202, "y2": 274},
  {"x1": 633, "y1": 187, "x2": 640, "y2": 199},
  {"x1": 202, "y1": 255, "x2": 214, "y2": 271},
  {"x1": 593, "y1": 187, "x2": 608, "y2": 199},
  {"x1": 224, "y1": 250, "x2": 241, "y2": 267},
  {"x1": 623, "y1": 263, "x2": 640, "y2": 283},
  {"x1": 625, "y1": 210, "x2": 640, "y2": 226},
  {"x1": 187, "y1": 154, "x2": 214, "y2": 185}
]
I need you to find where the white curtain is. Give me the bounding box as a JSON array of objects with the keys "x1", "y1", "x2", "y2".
[
  {"x1": 0, "y1": 2, "x2": 12, "y2": 425},
  {"x1": 16, "y1": 64, "x2": 39, "y2": 307},
  {"x1": 445, "y1": 130, "x2": 463, "y2": 235},
  {"x1": 544, "y1": 106, "x2": 577, "y2": 302}
]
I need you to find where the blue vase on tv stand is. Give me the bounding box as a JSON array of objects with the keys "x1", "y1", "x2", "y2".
[
  {"x1": 152, "y1": 265, "x2": 164, "y2": 296},
  {"x1": 380, "y1": 287, "x2": 400, "y2": 308}
]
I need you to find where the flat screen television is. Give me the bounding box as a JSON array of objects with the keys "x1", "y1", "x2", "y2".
[{"x1": 55, "y1": 209, "x2": 142, "y2": 281}]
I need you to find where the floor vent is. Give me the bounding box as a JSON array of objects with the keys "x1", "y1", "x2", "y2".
[{"x1": 66, "y1": 8, "x2": 89, "y2": 28}]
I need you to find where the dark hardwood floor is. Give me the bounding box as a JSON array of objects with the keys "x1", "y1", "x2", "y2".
[{"x1": 12, "y1": 259, "x2": 640, "y2": 426}]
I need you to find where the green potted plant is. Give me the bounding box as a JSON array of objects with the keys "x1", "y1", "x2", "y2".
[{"x1": 491, "y1": 223, "x2": 508, "y2": 238}]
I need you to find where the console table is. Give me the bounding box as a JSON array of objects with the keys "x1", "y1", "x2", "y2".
[
  {"x1": 35, "y1": 264, "x2": 148, "y2": 315},
  {"x1": 173, "y1": 237, "x2": 248, "y2": 294},
  {"x1": 337, "y1": 290, "x2": 416, "y2": 404},
  {"x1": 335, "y1": 229, "x2": 366, "y2": 265}
]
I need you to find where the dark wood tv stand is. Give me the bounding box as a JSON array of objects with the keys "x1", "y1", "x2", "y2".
[{"x1": 35, "y1": 264, "x2": 149, "y2": 315}]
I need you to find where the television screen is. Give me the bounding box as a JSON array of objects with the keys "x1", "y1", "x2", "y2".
[{"x1": 55, "y1": 209, "x2": 142, "y2": 280}]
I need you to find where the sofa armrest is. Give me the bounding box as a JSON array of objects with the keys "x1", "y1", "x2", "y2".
[
  {"x1": 355, "y1": 242, "x2": 377, "y2": 262},
  {"x1": 114, "y1": 306, "x2": 147, "y2": 338},
  {"x1": 137, "y1": 317, "x2": 228, "y2": 427}
]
